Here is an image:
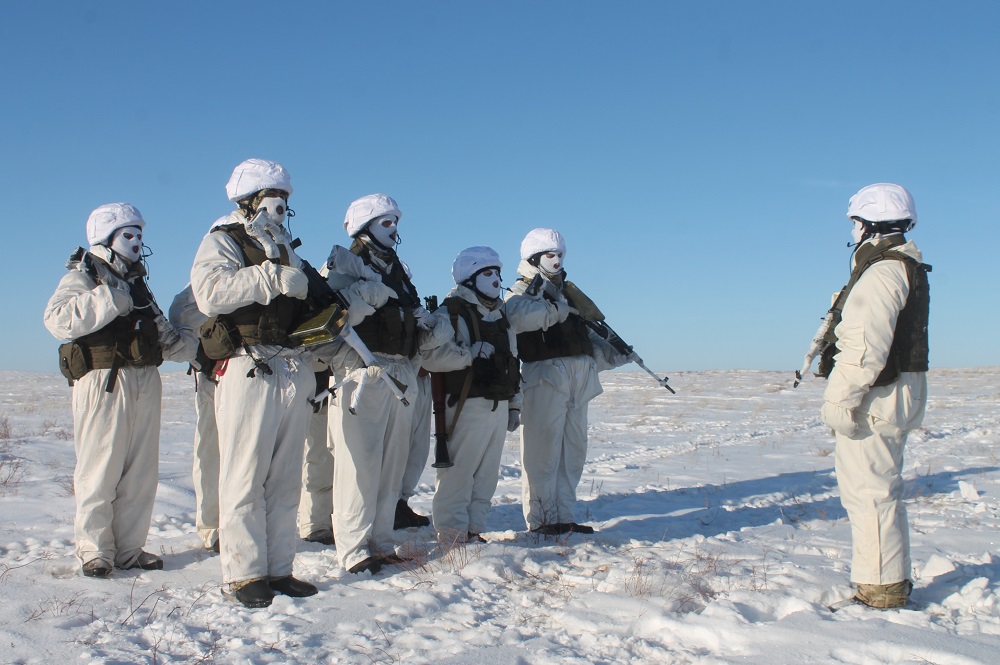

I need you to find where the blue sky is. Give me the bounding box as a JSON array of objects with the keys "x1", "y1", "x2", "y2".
[{"x1": 3, "y1": 1, "x2": 998, "y2": 374}]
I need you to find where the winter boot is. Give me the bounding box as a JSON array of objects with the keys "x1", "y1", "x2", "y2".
[
  {"x1": 394, "y1": 499, "x2": 431, "y2": 529},
  {"x1": 467, "y1": 532, "x2": 487, "y2": 543},
  {"x1": 228, "y1": 579, "x2": 274, "y2": 608},
  {"x1": 119, "y1": 551, "x2": 163, "y2": 571},
  {"x1": 302, "y1": 529, "x2": 336, "y2": 546},
  {"x1": 269, "y1": 576, "x2": 319, "y2": 598},
  {"x1": 81, "y1": 559, "x2": 112, "y2": 578},
  {"x1": 853, "y1": 580, "x2": 913, "y2": 609},
  {"x1": 568, "y1": 523, "x2": 595, "y2": 534},
  {"x1": 348, "y1": 556, "x2": 383, "y2": 575},
  {"x1": 532, "y1": 523, "x2": 571, "y2": 536}
]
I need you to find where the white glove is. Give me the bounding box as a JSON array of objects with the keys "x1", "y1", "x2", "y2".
[
  {"x1": 418, "y1": 313, "x2": 454, "y2": 351},
  {"x1": 821, "y1": 402, "x2": 858, "y2": 437},
  {"x1": 154, "y1": 313, "x2": 182, "y2": 348},
  {"x1": 105, "y1": 284, "x2": 133, "y2": 315},
  {"x1": 507, "y1": 409, "x2": 521, "y2": 432},
  {"x1": 347, "y1": 301, "x2": 375, "y2": 326},
  {"x1": 346, "y1": 280, "x2": 397, "y2": 310},
  {"x1": 469, "y1": 341, "x2": 495, "y2": 358},
  {"x1": 413, "y1": 306, "x2": 433, "y2": 331},
  {"x1": 553, "y1": 300, "x2": 571, "y2": 323},
  {"x1": 262, "y1": 262, "x2": 308, "y2": 299}
]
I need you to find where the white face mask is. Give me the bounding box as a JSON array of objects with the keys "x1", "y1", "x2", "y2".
[
  {"x1": 110, "y1": 226, "x2": 143, "y2": 263},
  {"x1": 367, "y1": 215, "x2": 399, "y2": 249},
  {"x1": 255, "y1": 195, "x2": 288, "y2": 225},
  {"x1": 538, "y1": 251, "x2": 563, "y2": 275},
  {"x1": 851, "y1": 219, "x2": 866, "y2": 246},
  {"x1": 473, "y1": 268, "x2": 502, "y2": 300}
]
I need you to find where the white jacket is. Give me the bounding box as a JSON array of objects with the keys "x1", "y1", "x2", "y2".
[
  {"x1": 421, "y1": 284, "x2": 522, "y2": 410},
  {"x1": 166, "y1": 284, "x2": 205, "y2": 367},
  {"x1": 823, "y1": 238, "x2": 927, "y2": 431},
  {"x1": 190, "y1": 211, "x2": 305, "y2": 318},
  {"x1": 44, "y1": 245, "x2": 188, "y2": 363}
]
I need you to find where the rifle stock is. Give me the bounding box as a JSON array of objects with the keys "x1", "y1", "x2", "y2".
[{"x1": 424, "y1": 295, "x2": 453, "y2": 468}]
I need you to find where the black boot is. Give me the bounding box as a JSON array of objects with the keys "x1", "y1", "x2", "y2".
[
  {"x1": 118, "y1": 551, "x2": 163, "y2": 570},
  {"x1": 270, "y1": 576, "x2": 318, "y2": 597},
  {"x1": 467, "y1": 532, "x2": 487, "y2": 543},
  {"x1": 348, "y1": 556, "x2": 383, "y2": 575},
  {"x1": 302, "y1": 529, "x2": 336, "y2": 546},
  {"x1": 394, "y1": 499, "x2": 431, "y2": 529},
  {"x1": 569, "y1": 523, "x2": 595, "y2": 534},
  {"x1": 228, "y1": 579, "x2": 274, "y2": 608},
  {"x1": 82, "y1": 559, "x2": 112, "y2": 578}
]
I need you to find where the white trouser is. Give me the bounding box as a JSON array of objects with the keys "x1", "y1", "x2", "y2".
[
  {"x1": 520, "y1": 355, "x2": 598, "y2": 530},
  {"x1": 432, "y1": 397, "x2": 507, "y2": 539},
  {"x1": 400, "y1": 372, "x2": 431, "y2": 501},
  {"x1": 329, "y1": 364, "x2": 415, "y2": 570},
  {"x1": 215, "y1": 352, "x2": 311, "y2": 584},
  {"x1": 72, "y1": 366, "x2": 160, "y2": 568},
  {"x1": 299, "y1": 405, "x2": 333, "y2": 537},
  {"x1": 835, "y1": 414, "x2": 912, "y2": 585},
  {"x1": 192, "y1": 377, "x2": 219, "y2": 549}
]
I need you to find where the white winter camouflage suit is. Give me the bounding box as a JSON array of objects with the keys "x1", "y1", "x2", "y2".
[
  {"x1": 167, "y1": 284, "x2": 219, "y2": 550},
  {"x1": 190, "y1": 211, "x2": 314, "y2": 585},
  {"x1": 420, "y1": 284, "x2": 528, "y2": 540},
  {"x1": 821, "y1": 237, "x2": 927, "y2": 586},
  {"x1": 44, "y1": 245, "x2": 187, "y2": 568},
  {"x1": 505, "y1": 260, "x2": 629, "y2": 530},
  {"x1": 320, "y1": 246, "x2": 451, "y2": 571}
]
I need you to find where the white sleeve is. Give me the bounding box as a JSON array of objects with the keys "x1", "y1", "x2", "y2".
[
  {"x1": 190, "y1": 231, "x2": 283, "y2": 316},
  {"x1": 823, "y1": 261, "x2": 909, "y2": 409},
  {"x1": 43, "y1": 269, "x2": 122, "y2": 342},
  {"x1": 166, "y1": 284, "x2": 204, "y2": 364},
  {"x1": 503, "y1": 280, "x2": 568, "y2": 334}
]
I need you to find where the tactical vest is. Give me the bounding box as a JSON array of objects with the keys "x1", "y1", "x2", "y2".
[
  {"x1": 348, "y1": 238, "x2": 421, "y2": 357},
  {"x1": 516, "y1": 277, "x2": 594, "y2": 363},
  {"x1": 440, "y1": 297, "x2": 520, "y2": 403},
  {"x1": 818, "y1": 237, "x2": 931, "y2": 387},
  {"x1": 212, "y1": 224, "x2": 310, "y2": 348},
  {"x1": 58, "y1": 254, "x2": 162, "y2": 388}
]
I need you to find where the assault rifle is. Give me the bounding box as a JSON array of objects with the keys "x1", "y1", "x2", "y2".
[
  {"x1": 424, "y1": 295, "x2": 454, "y2": 468},
  {"x1": 583, "y1": 319, "x2": 676, "y2": 394},
  {"x1": 793, "y1": 307, "x2": 838, "y2": 388},
  {"x1": 289, "y1": 239, "x2": 410, "y2": 407},
  {"x1": 559, "y1": 279, "x2": 675, "y2": 394}
]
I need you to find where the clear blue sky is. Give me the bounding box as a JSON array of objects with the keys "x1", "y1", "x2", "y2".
[{"x1": 3, "y1": 1, "x2": 997, "y2": 374}]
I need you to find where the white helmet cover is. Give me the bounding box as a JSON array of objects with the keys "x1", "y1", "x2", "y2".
[
  {"x1": 452, "y1": 246, "x2": 503, "y2": 284},
  {"x1": 847, "y1": 183, "x2": 917, "y2": 231},
  {"x1": 520, "y1": 227, "x2": 566, "y2": 260},
  {"x1": 86, "y1": 202, "x2": 146, "y2": 246},
  {"x1": 344, "y1": 193, "x2": 403, "y2": 237},
  {"x1": 225, "y1": 158, "x2": 293, "y2": 202}
]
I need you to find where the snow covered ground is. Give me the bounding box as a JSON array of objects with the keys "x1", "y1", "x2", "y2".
[{"x1": 0, "y1": 367, "x2": 997, "y2": 664}]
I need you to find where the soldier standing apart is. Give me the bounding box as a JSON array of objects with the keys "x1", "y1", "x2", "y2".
[
  {"x1": 190, "y1": 159, "x2": 318, "y2": 607},
  {"x1": 323, "y1": 193, "x2": 450, "y2": 574},
  {"x1": 820, "y1": 183, "x2": 930, "y2": 609},
  {"x1": 505, "y1": 229, "x2": 630, "y2": 535},
  {"x1": 422, "y1": 247, "x2": 529, "y2": 543},
  {"x1": 44, "y1": 203, "x2": 188, "y2": 577}
]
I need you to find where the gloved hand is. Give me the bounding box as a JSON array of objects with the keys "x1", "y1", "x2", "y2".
[
  {"x1": 470, "y1": 341, "x2": 495, "y2": 358},
  {"x1": 413, "y1": 306, "x2": 433, "y2": 331},
  {"x1": 105, "y1": 284, "x2": 133, "y2": 315},
  {"x1": 154, "y1": 313, "x2": 182, "y2": 349},
  {"x1": 346, "y1": 301, "x2": 375, "y2": 326},
  {"x1": 262, "y1": 262, "x2": 308, "y2": 299},
  {"x1": 553, "y1": 300, "x2": 571, "y2": 323},
  {"x1": 507, "y1": 409, "x2": 521, "y2": 432},
  {"x1": 821, "y1": 401, "x2": 858, "y2": 437},
  {"x1": 346, "y1": 280, "x2": 396, "y2": 310},
  {"x1": 418, "y1": 313, "x2": 454, "y2": 351}
]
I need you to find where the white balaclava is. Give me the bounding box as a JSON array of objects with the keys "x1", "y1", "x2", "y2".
[
  {"x1": 474, "y1": 268, "x2": 502, "y2": 300},
  {"x1": 538, "y1": 251, "x2": 563, "y2": 275},
  {"x1": 366, "y1": 214, "x2": 399, "y2": 249},
  {"x1": 110, "y1": 226, "x2": 144, "y2": 263}
]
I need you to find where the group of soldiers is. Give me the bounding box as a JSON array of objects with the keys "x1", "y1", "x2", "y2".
[
  {"x1": 43, "y1": 158, "x2": 631, "y2": 608},
  {"x1": 43, "y1": 160, "x2": 930, "y2": 612}
]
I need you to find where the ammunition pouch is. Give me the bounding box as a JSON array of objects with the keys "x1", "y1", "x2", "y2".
[
  {"x1": 58, "y1": 315, "x2": 162, "y2": 387},
  {"x1": 199, "y1": 316, "x2": 239, "y2": 360}
]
